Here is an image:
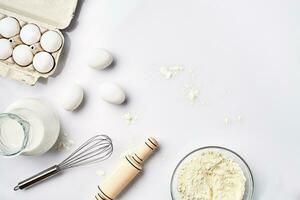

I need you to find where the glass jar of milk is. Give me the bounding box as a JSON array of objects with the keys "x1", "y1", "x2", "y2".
[{"x1": 0, "y1": 98, "x2": 60, "y2": 156}]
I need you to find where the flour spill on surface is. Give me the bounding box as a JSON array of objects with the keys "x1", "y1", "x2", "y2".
[
  {"x1": 158, "y1": 65, "x2": 244, "y2": 126},
  {"x1": 184, "y1": 85, "x2": 200, "y2": 104},
  {"x1": 123, "y1": 112, "x2": 138, "y2": 125},
  {"x1": 224, "y1": 115, "x2": 244, "y2": 126},
  {"x1": 159, "y1": 65, "x2": 184, "y2": 79},
  {"x1": 237, "y1": 115, "x2": 243, "y2": 121},
  {"x1": 54, "y1": 132, "x2": 74, "y2": 151},
  {"x1": 96, "y1": 170, "x2": 106, "y2": 177},
  {"x1": 224, "y1": 117, "x2": 231, "y2": 126}
]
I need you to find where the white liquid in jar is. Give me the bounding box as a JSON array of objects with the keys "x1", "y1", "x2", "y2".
[
  {"x1": 12, "y1": 108, "x2": 45, "y2": 154},
  {"x1": 4, "y1": 98, "x2": 60, "y2": 156},
  {"x1": 0, "y1": 117, "x2": 24, "y2": 150}
]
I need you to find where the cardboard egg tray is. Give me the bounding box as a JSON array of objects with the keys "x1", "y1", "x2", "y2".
[
  {"x1": 0, "y1": 15, "x2": 64, "y2": 85},
  {"x1": 0, "y1": 0, "x2": 78, "y2": 85}
]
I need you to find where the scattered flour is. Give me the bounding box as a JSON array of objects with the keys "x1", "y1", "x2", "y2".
[
  {"x1": 96, "y1": 170, "x2": 106, "y2": 177},
  {"x1": 224, "y1": 117, "x2": 231, "y2": 126},
  {"x1": 123, "y1": 112, "x2": 137, "y2": 125},
  {"x1": 224, "y1": 115, "x2": 243, "y2": 126},
  {"x1": 184, "y1": 85, "x2": 200, "y2": 104},
  {"x1": 159, "y1": 65, "x2": 204, "y2": 105},
  {"x1": 237, "y1": 115, "x2": 243, "y2": 121},
  {"x1": 160, "y1": 65, "x2": 184, "y2": 79},
  {"x1": 54, "y1": 132, "x2": 74, "y2": 151},
  {"x1": 177, "y1": 150, "x2": 246, "y2": 200}
]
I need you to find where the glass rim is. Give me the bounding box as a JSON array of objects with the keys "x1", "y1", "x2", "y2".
[
  {"x1": 170, "y1": 146, "x2": 254, "y2": 200},
  {"x1": 0, "y1": 113, "x2": 30, "y2": 156}
]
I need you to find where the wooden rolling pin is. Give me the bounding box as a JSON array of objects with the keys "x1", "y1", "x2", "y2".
[{"x1": 95, "y1": 137, "x2": 158, "y2": 200}]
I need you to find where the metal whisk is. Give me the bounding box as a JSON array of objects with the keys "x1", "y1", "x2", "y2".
[{"x1": 14, "y1": 135, "x2": 113, "y2": 191}]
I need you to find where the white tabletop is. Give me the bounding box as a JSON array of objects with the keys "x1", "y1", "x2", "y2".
[{"x1": 1, "y1": 0, "x2": 300, "y2": 199}]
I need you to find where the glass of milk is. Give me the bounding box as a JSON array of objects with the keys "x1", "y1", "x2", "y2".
[
  {"x1": 0, "y1": 113, "x2": 30, "y2": 156},
  {"x1": 0, "y1": 98, "x2": 60, "y2": 156}
]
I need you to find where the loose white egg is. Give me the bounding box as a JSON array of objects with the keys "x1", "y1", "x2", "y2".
[
  {"x1": 12, "y1": 45, "x2": 33, "y2": 66},
  {"x1": 20, "y1": 24, "x2": 41, "y2": 45},
  {"x1": 99, "y1": 82, "x2": 126, "y2": 105},
  {"x1": 40, "y1": 30, "x2": 62, "y2": 52},
  {"x1": 32, "y1": 52, "x2": 54, "y2": 73},
  {"x1": 60, "y1": 84, "x2": 84, "y2": 111},
  {"x1": 88, "y1": 48, "x2": 113, "y2": 70},
  {"x1": 0, "y1": 39, "x2": 13, "y2": 59},
  {"x1": 0, "y1": 17, "x2": 20, "y2": 38}
]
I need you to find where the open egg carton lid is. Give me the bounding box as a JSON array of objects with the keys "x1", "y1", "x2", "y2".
[
  {"x1": 0, "y1": 0, "x2": 78, "y2": 85},
  {"x1": 0, "y1": 0, "x2": 78, "y2": 29}
]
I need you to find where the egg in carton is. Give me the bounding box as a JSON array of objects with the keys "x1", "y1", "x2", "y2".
[{"x1": 0, "y1": 0, "x2": 78, "y2": 85}]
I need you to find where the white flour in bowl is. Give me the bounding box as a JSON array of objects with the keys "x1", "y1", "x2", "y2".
[{"x1": 177, "y1": 150, "x2": 246, "y2": 200}]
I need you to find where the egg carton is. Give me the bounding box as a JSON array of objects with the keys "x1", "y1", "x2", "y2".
[
  {"x1": 0, "y1": 0, "x2": 78, "y2": 85},
  {"x1": 0, "y1": 16, "x2": 64, "y2": 85}
]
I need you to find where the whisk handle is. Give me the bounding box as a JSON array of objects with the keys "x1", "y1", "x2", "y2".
[{"x1": 14, "y1": 165, "x2": 60, "y2": 191}]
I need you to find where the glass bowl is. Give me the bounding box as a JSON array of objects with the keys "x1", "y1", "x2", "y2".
[{"x1": 170, "y1": 146, "x2": 254, "y2": 200}]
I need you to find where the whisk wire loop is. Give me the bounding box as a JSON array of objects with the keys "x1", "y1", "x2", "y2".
[{"x1": 58, "y1": 135, "x2": 113, "y2": 170}]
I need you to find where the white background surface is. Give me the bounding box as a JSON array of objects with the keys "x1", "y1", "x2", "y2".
[{"x1": 1, "y1": 0, "x2": 300, "y2": 199}]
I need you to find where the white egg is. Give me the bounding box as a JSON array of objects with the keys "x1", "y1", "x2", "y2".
[
  {"x1": 40, "y1": 30, "x2": 62, "y2": 52},
  {"x1": 0, "y1": 17, "x2": 20, "y2": 38},
  {"x1": 88, "y1": 48, "x2": 113, "y2": 70},
  {"x1": 0, "y1": 39, "x2": 13, "y2": 59},
  {"x1": 60, "y1": 84, "x2": 84, "y2": 111},
  {"x1": 99, "y1": 82, "x2": 126, "y2": 104},
  {"x1": 20, "y1": 24, "x2": 41, "y2": 45},
  {"x1": 32, "y1": 52, "x2": 54, "y2": 73},
  {"x1": 12, "y1": 45, "x2": 33, "y2": 66}
]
